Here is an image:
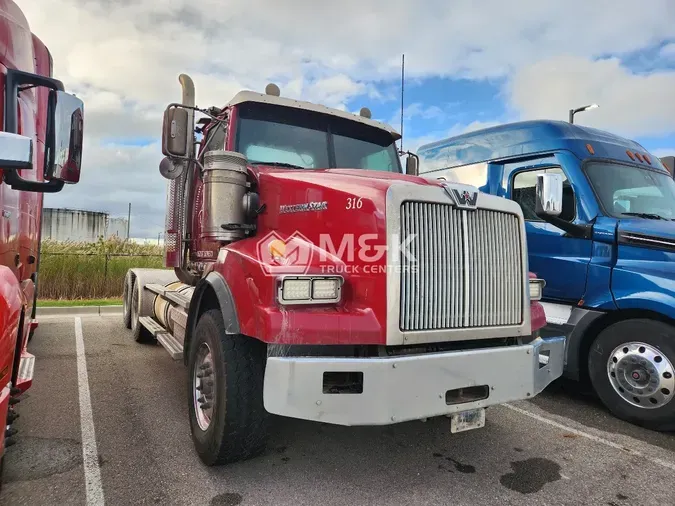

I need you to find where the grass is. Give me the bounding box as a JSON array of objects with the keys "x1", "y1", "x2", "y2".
[
  {"x1": 39, "y1": 237, "x2": 167, "y2": 300},
  {"x1": 37, "y1": 298, "x2": 123, "y2": 307}
]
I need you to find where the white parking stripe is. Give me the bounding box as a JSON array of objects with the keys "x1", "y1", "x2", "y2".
[
  {"x1": 504, "y1": 403, "x2": 675, "y2": 472},
  {"x1": 75, "y1": 317, "x2": 106, "y2": 505}
]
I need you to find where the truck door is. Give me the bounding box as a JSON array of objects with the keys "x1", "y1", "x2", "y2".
[{"x1": 509, "y1": 166, "x2": 592, "y2": 303}]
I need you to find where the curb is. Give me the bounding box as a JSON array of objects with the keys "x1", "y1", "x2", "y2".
[{"x1": 37, "y1": 305, "x2": 123, "y2": 316}]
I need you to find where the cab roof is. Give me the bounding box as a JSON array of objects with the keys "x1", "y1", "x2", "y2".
[
  {"x1": 227, "y1": 90, "x2": 401, "y2": 141},
  {"x1": 417, "y1": 120, "x2": 667, "y2": 172}
]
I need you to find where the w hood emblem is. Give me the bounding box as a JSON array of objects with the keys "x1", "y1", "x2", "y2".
[{"x1": 442, "y1": 184, "x2": 479, "y2": 209}]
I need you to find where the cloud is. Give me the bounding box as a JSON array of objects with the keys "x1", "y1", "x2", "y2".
[
  {"x1": 660, "y1": 43, "x2": 675, "y2": 59},
  {"x1": 507, "y1": 55, "x2": 675, "y2": 138},
  {"x1": 44, "y1": 141, "x2": 167, "y2": 238}
]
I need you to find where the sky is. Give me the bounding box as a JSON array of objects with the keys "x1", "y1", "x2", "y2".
[{"x1": 16, "y1": 0, "x2": 675, "y2": 239}]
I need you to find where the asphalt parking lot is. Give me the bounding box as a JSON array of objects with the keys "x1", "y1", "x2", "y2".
[{"x1": 1, "y1": 314, "x2": 675, "y2": 506}]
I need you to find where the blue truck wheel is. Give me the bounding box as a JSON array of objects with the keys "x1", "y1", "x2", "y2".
[{"x1": 588, "y1": 319, "x2": 675, "y2": 431}]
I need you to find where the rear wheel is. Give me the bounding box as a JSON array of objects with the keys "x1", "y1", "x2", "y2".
[
  {"x1": 588, "y1": 319, "x2": 675, "y2": 431},
  {"x1": 122, "y1": 274, "x2": 132, "y2": 329},
  {"x1": 187, "y1": 309, "x2": 269, "y2": 465},
  {"x1": 130, "y1": 282, "x2": 153, "y2": 343}
]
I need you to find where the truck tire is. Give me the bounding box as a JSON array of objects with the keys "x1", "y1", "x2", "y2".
[
  {"x1": 122, "y1": 274, "x2": 132, "y2": 329},
  {"x1": 588, "y1": 319, "x2": 675, "y2": 431},
  {"x1": 187, "y1": 308, "x2": 269, "y2": 465},
  {"x1": 130, "y1": 282, "x2": 153, "y2": 344}
]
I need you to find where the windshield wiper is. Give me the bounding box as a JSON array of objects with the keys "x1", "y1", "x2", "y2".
[
  {"x1": 250, "y1": 161, "x2": 306, "y2": 170},
  {"x1": 621, "y1": 212, "x2": 671, "y2": 221}
]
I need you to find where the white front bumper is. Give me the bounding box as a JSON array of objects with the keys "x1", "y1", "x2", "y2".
[{"x1": 263, "y1": 335, "x2": 565, "y2": 426}]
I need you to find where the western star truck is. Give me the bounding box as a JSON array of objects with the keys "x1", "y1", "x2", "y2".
[
  {"x1": 122, "y1": 75, "x2": 565, "y2": 465},
  {"x1": 417, "y1": 120, "x2": 675, "y2": 431},
  {"x1": 0, "y1": 0, "x2": 84, "y2": 477}
]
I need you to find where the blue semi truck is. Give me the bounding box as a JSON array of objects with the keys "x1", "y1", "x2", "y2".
[{"x1": 414, "y1": 120, "x2": 675, "y2": 431}]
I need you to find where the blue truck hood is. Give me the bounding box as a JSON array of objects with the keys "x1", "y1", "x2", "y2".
[
  {"x1": 618, "y1": 218, "x2": 675, "y2": 245},
  {"x1": 618, "y1": 218, "x2": 675, "y2": 251}
]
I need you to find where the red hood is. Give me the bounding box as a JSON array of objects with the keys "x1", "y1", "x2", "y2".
[{"x1": 250, "y1": 166, "x2": 441, "y2": 193}]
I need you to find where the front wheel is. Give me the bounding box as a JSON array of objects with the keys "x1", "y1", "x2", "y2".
[
  {"x1": 588, "y1": 319, "x2": 675, "y2": 431},
  {"x1": 187, "y1": 309, "x2": 269, "y2": 465}
]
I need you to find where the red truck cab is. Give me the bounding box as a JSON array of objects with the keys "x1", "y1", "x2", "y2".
[{"x1": 124, "y1": 75, "x2": 562, "y2": 466}]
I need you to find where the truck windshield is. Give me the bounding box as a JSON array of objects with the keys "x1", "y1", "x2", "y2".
[
  {"x1": 235, "y1": 102, "x2": 401, "y2": 172},
  {"x1": 585, "y1": 162, "x2": 675, "y2": 220}
]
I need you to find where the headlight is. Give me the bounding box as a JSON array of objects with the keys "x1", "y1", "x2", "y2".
[
  {"x1": 529, "y1": 278, "x2": 546, "y2": 301},
  {"x1": 278, "y1": 276, "x2": 343, "y2": 305}
]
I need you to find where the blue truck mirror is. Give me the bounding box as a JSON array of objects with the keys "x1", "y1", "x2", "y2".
[{"x1": 535, "y1": 173, "x2": 563, "y2": 217}]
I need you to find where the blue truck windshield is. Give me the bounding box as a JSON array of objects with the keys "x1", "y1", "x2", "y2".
[
  {"x1": 586, "y1": 162, "x2": 675, "y2": 220},
  {"x1": 236, "y1": 102, "x2": 401, "y2": 172}
]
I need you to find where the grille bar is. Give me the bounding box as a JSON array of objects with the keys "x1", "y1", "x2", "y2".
[{"x1": 399, "y1": 202, "x2": 523, "y2": 331}]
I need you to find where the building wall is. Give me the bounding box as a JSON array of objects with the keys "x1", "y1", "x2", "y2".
[{"x1": 41, "y1": 208, "x2": 129, "y2": 242}]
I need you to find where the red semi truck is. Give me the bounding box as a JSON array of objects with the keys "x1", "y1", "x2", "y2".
[
  {"x1": 0, "y1": 0, "x2": 84, "y2": 474},
  {"x1": 123, "y1": 74, "x2": 565, "y2": 465}
]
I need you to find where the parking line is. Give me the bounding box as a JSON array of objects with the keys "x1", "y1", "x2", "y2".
[
  {"x1": 504, "y1": 403, "x2": 675, "y2": 472},
  {"x1": 75, "y1": 317, "x2": 106, "y2": 505}
]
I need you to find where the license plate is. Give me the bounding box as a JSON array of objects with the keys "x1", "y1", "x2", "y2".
[{"x1": 450, "y1": 408, "x2": 486, "y2": 433}]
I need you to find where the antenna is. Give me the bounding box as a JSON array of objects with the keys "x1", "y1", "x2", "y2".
[{"x1": 399, "y1": 54, "x2": 405, "y2": 154}]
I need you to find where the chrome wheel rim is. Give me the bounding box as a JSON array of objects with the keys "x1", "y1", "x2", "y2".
[
  {"x1": 193, "y1": 343, "x2": 215, "y2": 431},
  {"x1": 607, "y1": 342, "x2": 675, "y2": 409}
]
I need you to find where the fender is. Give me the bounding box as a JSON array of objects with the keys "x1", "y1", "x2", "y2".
[
  {"x1": 614, "y1": 293, "x2": 675, "y2": 321},
  {"x1": 184, "y1": 271, "x2": 240, "y2": 365}
]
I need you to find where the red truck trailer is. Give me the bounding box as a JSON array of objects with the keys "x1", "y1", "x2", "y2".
[
  {"x1": 123, "y1": 74, "x2": 564, "y2": 465},
  {"x1": 0, "y1": 0, "x2": 84, "y2": 477}
]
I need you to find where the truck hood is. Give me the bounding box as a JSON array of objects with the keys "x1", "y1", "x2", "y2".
[
  {"x1": 251, "y1": 167, "x2": 442, "y2": 195},
  {"x1": 618, "y1": 218, "x2": 675, "y2": 250}
]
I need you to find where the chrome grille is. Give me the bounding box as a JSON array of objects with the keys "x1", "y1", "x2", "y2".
[{"x1": 399, "y1": 202, "x2": 523, "y2": 331}]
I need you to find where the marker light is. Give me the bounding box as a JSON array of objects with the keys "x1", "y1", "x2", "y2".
[
  {"x1": 626, "y1": 150, "x2": 635, "y2": 160},
  {"x1": 586, "y1": 143, "x2": 595, "y2": 155},
  {"x1": 635, "y1": 152, "x2": 644, "y2": 163},
  {"x1": 529, "y1": 279, "x2": 546, "y2": 301},
  {"x1": 644, "y1": 155, "x2": 651, "y2": 165}
]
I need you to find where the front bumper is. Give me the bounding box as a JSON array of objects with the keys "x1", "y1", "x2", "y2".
[{"x1": 263, "y1": 335, "x2": 565, "y2": 425}]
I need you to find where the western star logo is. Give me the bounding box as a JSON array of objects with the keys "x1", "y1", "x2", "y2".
[
  {"x1": 442, "y1": 183, "x2": 479, "y2": 209},
  {"x1": 452, "y1": 189, "x2": 478, "y2": 206},
  {"x1": 279, "y1": 201, "x2": 328, "y2": 214}
]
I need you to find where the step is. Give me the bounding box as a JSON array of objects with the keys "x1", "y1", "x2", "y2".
[
  {"x1": 144, "y1": 283, "x2": 168, "y2": 296},
  {"x1": 138, "y1": 316, "x2": 166, "y2": 337},
  {"x1": 156, "y1": 332, "x2": 184, "y2": 360},
  {"x1": 163, "y1": 290, "x2": 191, "y2": 309},
  {"x1": 16, "y1": 352, "x2": 35, "y2": 393}
]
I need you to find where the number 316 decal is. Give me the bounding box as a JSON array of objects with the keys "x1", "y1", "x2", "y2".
[{"x1": 346, "y1": 197, "x2": 363, "y2": 210}]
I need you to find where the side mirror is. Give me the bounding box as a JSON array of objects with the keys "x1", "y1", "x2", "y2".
[
  {"x1": 405, "y1": 153, "x2": 419, "y2": 176},
  {"x1": 660, "y1": 156, "x2": 674, "y2": 176},
  {"x1": 162, "y1": 105, "x2": 191, "y2": 158},
  {"x1": 535, "y1": 173, "x2": 563, "y2": 217},
  {"x1": 3, "y1": 68, "x2": 86, "y2": 193},
  {"x1": 0, "y1": 132, "x2": 33, "y2": 170},
  {"x1": 49, "y1": 90, "x2": 84, "y2": 184}
]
